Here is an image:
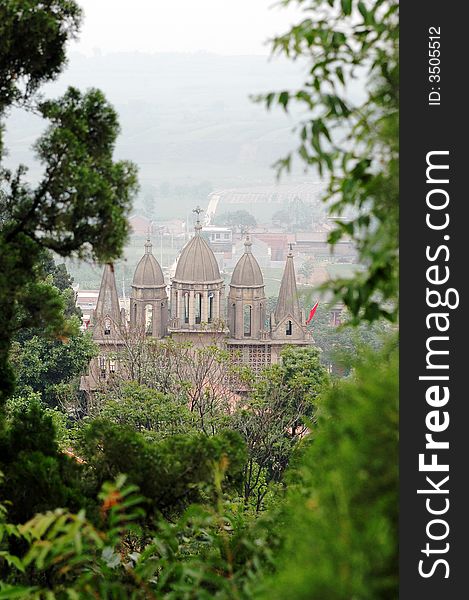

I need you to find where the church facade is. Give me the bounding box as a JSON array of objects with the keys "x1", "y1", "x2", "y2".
[{"x1": 84, "y1": 217, "x2": 313, "y2": 391}]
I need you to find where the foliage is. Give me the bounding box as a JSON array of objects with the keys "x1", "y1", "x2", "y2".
[
  {"x1": 0, "y1": 342, "x2": 397, "y2": 599},
  {"x1": 233, "y1": 346, "x2": 329, "y2": 509},
  {"x1": 298, "y1": 257, "x2": 315, "y2": 279},
  {"x1": 0, "y1": 6, "x2": 138, "y2": 404},
  {"x1": 0, "y1": 393, "x2": 84, "y2": 524},
  {"x1": 38, "y1": 250, "x2": 82, "y2": 319},
  {"x1": 260, "y1": 0, "x2": 399, "y2": 322},
  {"x1": 106, "y1": 335, "x2": 244, "y2": 435},
  {"x1": 91, "y1": 382, "x2": 196, "y2": 440},
  {"x1": 214, "y1": 210, "x2": 257, "y2": 232},
  {"x1": 75, "y1": 420, "x2": 247, "y2": 520},
  {"x1": 0, "y1": 470, "x2": 281, "y2": 599},
  {"x1": 0, "y1": 475, "x2": 146, "y2": 598},
  {"x1": 271, "y1": 196, "x2": 315, "y2": 231},
  {"x1": 0, "y1": 0, "x2": 82, "y2": 120},
  {"x1": 305, "y1": 301, "x2": 392, "y2": 374},
  {"x1": 0, "y1": 2, "x2": 400, "y2": 598},
  {"x1": 11, "y1": 330, "x2": 97, "y2": 406},
  {"x1": 262, "y1": 340, "x2": 398, "y2": 599}
]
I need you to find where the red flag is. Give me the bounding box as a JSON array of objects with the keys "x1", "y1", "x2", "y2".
[{"x1": 306, "y1": 301, "x2": 319, "y2": 324}]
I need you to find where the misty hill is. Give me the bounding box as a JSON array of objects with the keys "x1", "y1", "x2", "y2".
[{"x1": 3, "y1": 51, "x2": 309, "y2": 189}]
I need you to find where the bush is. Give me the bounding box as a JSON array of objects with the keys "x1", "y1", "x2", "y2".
[
  {"x1": 0, "y1": 395, "x2": 84, "y2": 524},
  {"x1": 77, "y1": 420, "x2": 247, "y2": 519},
  {"x1": 262, "y1": 341, "x2": 398, "y2": 599}
]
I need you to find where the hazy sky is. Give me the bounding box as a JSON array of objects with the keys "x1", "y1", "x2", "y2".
[{"x1": 70, "y1": 0, "x2": 304, "y2": 56}]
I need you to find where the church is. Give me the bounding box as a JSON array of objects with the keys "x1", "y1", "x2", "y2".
[{"x1": 84, "y1": 213, "x2": 313, "y2": 391}]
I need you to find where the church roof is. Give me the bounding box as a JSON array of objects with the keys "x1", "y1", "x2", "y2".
[
  {"x1": 274, "y1": 248, "x2": 302, "y2": 323},
  {"x1": 173, "y1": 223, "x2": 222, "y2": 283},
  {"x1": 230, "y1": 236, "x2": 264, "y2": 288},
  {"x1": 133, "y1": 239, "x2": 165, "y2": 288}
]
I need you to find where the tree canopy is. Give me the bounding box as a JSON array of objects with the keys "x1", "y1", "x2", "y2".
[
  {"x1": 260, "y1": 0, "x2": 399, "y2": 323},
  {"x1": 214, "y1": 210, "x2": 257, "y2": 232},
  {"x1": 0, "y1": 1, "x2": 399, "y2": 597},
  {"x1": 0, "y1": 2, "x2": 138, "y2": 404}
]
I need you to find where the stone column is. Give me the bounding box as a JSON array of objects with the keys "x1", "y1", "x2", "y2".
[
  {"x1": 179, "y1": 289, "x2": 185, "y2": 326},
  {"x1": 236, "y1": 301, "x2": 244, "y2": 339},
  {"x1": 260, "y1": 302, "x2": 266, "y2": 334},
  {"x1": 227, "y1": 298, "x2": 234, "y2": 336},
  {"x1": 214, "y1": 289, "x2": 220, "y2": 322},
  {"x1": 219, "y1": 288, "x2": 225, "y2": 322},
  {"x1": 152, "y1": 302, "x2": 158, "y2": 337},
  {"x1": 202, "y1": 290, "x2": 209, "y2": 323},
  {"x1": 136, "y1": 302, "x2": 143, "y2": 331},
  {"x1": 189, "y1": 289, "x2": 195, "y2": 327},
  {"x1": 252, "y1": 300, "x2": 260, "y2": 340}
]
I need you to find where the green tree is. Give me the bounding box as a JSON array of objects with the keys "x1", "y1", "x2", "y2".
[
  {"x1": 305, "y1": 301, "x2": 392, "y2": 374},
  {"x1": 0, "y1": 3, "x2": 138, "y2": 404},
  {"x1": 233, "y1": 346, "x2": 329, "y2": 509},
  {"x1": 76, "y1": 420, "x2": 247, "y2": 520},
  {"x1": 27, "y1": 251, "x2": 82, "y2": 321},
  {"x1": 214, "y1": 210, "x2": 257, "y2": 232},
  {"x1": 272, "y1": 197, "x2": 314, "y2": 231},
  {"x1": 0, "y1": 393, "x2": 84, "y2": 524},
  {"x1": 261, "y1": 342, "x2": 398, "y2": 600},
  {"x1": 10, "y1": 330, "x2": 97, "y2": 407},
  {"x1": 92, "y1": 381, "x2": 196, "y2": 440},
  {"x1": 0, "y1": 0, "x2": 82, "y2": 124},
  {"x1": 298, "y1": 257, "x2": 315, "y2": 279},
  {"x1": 0, "y1": 472, "x2": 280, "y2": 599},
  {"x1": 109, "y1": 335, "x2": 243, "y2": 435},
  {"x1": 261, "y1": 0, "x2": 399, "y2": 322}
]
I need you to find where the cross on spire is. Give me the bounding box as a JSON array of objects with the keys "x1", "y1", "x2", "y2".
[
  {"x1": 145, "y1": 225, "x2": 152, "y2": 253},
  {"x1": 193, "y1": 205, "x2": 204, "y2": 232}
]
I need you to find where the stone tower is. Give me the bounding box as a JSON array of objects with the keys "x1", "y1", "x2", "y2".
[
  {"x1": 271, "y1": 246, "x2": 308, "y2": 342},
  {"x1": 228, "y1": 235, "x2": 267, "y2": 340},
  {"x1": 169, "y1": 210, "x2": 225, "y2": 342},
  {"x1": 85, "y1": 263, "x2": 125, "y2": 388},
  {"x1": 92, "y1": 264, "x2": 123, "y2": 342},
  {"x1": 226, "y1": 236, "x2": 272, "y2": 377},
  {"x1": 130, "y1": 238, "x2": 168, "y2": 338}
]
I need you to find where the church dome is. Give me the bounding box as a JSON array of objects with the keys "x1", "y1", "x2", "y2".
[
  {"x1": 174, "y1": 228, "x2": 222, "y2": 283},
  {"x1": 133, "y1": 240, "x2": 165, "y2": 288},
  {"x1": 230, "y1": 237, "x2": 264, "y2": 287}
]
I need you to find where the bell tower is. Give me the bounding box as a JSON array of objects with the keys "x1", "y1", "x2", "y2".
[
  {"x1": 169, "y1": 207, "x2": 225, "y2": 341},
  {"x1": 271, "y1": 245, "x2": 308, "y2": 342},
  {"x1": 84, "y1": 263, "x2": 125, "y2": 389},
  {"x1": 228, "y1": 235, "x2": 266, "y2": 340},
  {"x1": 130, "y1": 238, "x2": 168, "y2": 338}
]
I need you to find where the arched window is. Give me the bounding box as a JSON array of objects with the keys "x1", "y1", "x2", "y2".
[
  {"x1": 195, "y1": 293, "x2": 202, "y2": 324},
  {"x1": 145, "y1": 304, "x2": 153, "y2": 335},
  {"x1": 99, "y1": 356, "x2": 106, "y2": 379},
  {"x1": 244, "y1": 305, "x2": 252, "y2": 337},
  {"x1": 286, "y1": 320, "x2": 293, "y2": 336},
  {"x1": 208, "y1": 292, "x2": 214, "y2": 323},
  {"x1": 184, "y1": 293, "x2": 189, "y2": 323},
  {"x1": 232, "y1": 303, "x2": 236, "y2": 334},
  {"x1": 109, "y1": 359, "x2": 116, "y2": 374},
  {"x1": 104, "y1": 317, "x2": 111, "y2": 335}
]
